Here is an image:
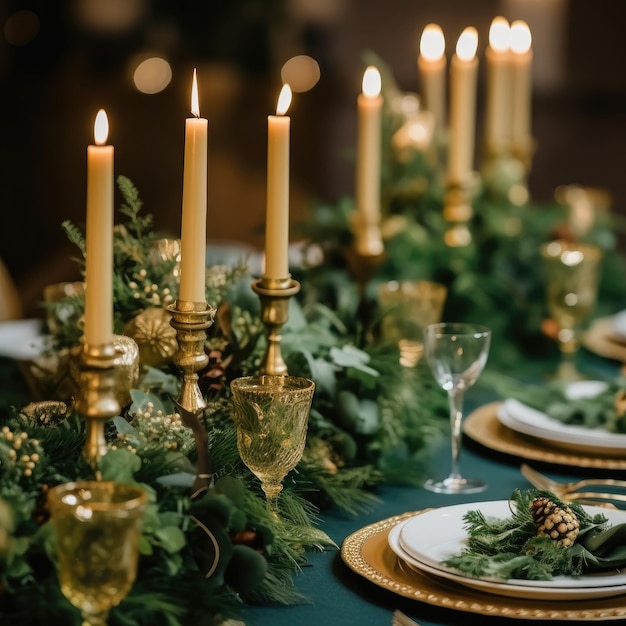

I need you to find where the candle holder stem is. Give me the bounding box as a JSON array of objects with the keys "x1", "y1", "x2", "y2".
[
  {"x1": 168, "y1": 300, "x2": 216, "y2": 495},
  {"x1": 168, "y1": 301, "x2": 215, "y2": 414},
  {"x1": 75, "y1": 343, "x2": 122, "y2": 472},
  {"x1": 443, "y1": 181, "x2": 474, "y2": 247},
  {"x1": 252, "y1": 277, "x2": 300, "y2": 376},
  {"x1": 345, "y1": 247, "x2": 385, "y2": 341}
]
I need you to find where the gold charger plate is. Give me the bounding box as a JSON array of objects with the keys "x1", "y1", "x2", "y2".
[
  {"x1": 463, "y1": 402, "x2": 626, "y2": 471},
  {"x1": 341, "y1": 511, "x2": 626, "y2": 621}
]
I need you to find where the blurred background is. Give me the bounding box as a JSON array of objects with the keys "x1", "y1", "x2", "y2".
[{"x1": 1, "y1": 0, "x2": 626, "y2": 316}]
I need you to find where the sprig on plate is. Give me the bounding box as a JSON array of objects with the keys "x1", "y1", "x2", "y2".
[{"x1": 443, "y1": 489, "x2": 612, "y2": 580}]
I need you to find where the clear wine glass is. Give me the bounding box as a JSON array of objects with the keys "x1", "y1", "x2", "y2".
[
  {"x1": 47, "y1": 481, "x2": 148, "y2": 626},
  {"x1": 423, "y1": 322, "x2": 491, "y2": 494},
  {"x1": 541, "y1": 240, "x2": 603, "y2": 381}
]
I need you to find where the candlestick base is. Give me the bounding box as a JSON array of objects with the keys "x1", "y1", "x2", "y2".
[
  {"x1": 345, "y1": 245, "x2": 385, "y2": 342},
  {"x1": 75, "y1": 342, "x2": 123, "y2": 471},
  {"x1": 481, "y1": 140, "x2": 534, "y2": 207},
  {"x1": 443, "y1": 181, "x2": 476, "y2": 247},
  {"x1": 252, "y1": 277, "x2": 300, "y2": 376},
  {"x1": 167, "y1": 300, "x2": 216, "y2": 414}
]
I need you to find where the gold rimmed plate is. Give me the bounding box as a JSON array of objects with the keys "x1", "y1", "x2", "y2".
[
  {"x1": 340, "y1": 511, "x2": 626, "y2": 621},
  {"x1": 463, "y1": 402, "x2": 626, "y2": 471}
]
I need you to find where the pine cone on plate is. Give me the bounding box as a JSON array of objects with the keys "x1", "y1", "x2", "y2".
[{"x1": 531, "y1": 495, "x2": 580, "y2": 547}]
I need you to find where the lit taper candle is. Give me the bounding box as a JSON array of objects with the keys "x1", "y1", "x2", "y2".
[
  {"x1": 84, "y1": 109, "x2": 114, "y2": 347},
  {"x1": 179, "y1": 68, "x2": 208, "y2": 303},
  {"x1": 264, "y1": 83, "x2": 292, "y2": 281},
  {"x1": 355, "y1": 66, "x2": 383, "y2": 227},
  {"x1": 510, "y1": 20, "x2": 533, "y2": 155},
  {"x1": 418, "y1": 24, "x2": 446, "y2": 137},
  {"x1": 447, "y1": 27, "x2": 479, "y2": 186},
  {"x1": 485, "y1": 16, "x2": 513, "y2": 155}
]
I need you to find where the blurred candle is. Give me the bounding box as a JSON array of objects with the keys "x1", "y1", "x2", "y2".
[
  {"x1": 485, "y1": 16, "x2": 513, "y2": 155},
  {"x1": 356, "y1": 66, "x2": 383, "y2": 226},
  {"x1": 264, "y1": 83, "x2": 292, "y2": 281},
  {"x1": 418, "y1": 24, "x2": 446, "y2": 137},
  {"x1": 84, "y1": 109, "x2": 114, "y2": 347},
  {"x1": 179, "y1": 69, "x2": 208, "y2": 302},
  {"x1": 510, "y1": 20, "x2": 533, "y2": 154},
  {"x1": 447, "y1": 27, "x2": 479, "y2": 186}
]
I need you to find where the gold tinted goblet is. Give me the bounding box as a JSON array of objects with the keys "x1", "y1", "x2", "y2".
[
  {"x1": 230, "y1": 375, "x2": 315, "y2": 514},
  {"x1": 377, "y1": 279, "x2": 447, "y2": 366},
  {"x1": 47, "y1": 481, "x2": 148, "y2": 626},
  {"x1": 541, "y1": 240, "x2": 603, "y2": 381}
]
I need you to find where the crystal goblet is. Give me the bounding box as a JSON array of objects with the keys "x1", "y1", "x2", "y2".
[
  {"x1": 541, "y1": 240, "x2": 603, "y2": 381},
  {"x1": 47, "y1": 481, "x2": 148, "y2": 626},
  {"x1": 423, "y1": 322, "x2": 491, "y2": 494},
  {"x1": 230, "y1": 375, "x2": 315, "y2": 514},
  {"x1": 377, "y1": 279, "x2": 447, "y2": 367}
]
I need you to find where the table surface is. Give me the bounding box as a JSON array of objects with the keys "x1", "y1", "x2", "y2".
[{"x1": 243, "y1": 356, "x2": 626, "y2": 626}]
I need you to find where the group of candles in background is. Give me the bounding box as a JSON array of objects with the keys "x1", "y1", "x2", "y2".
[
  {"x1": 419, "y1": 16, "x2": 533, "y2": 185},
  {"x1": 83, "y1": 15, "x2": 532, "y2": 349}
]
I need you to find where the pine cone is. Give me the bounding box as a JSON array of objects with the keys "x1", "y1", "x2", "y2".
[{"x1": 530, "y1": 495, "x2": 580, "y2": 547}]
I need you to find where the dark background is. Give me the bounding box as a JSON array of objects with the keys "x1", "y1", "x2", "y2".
[{"x1": 2, "y1": 0, "x2": 626, "y2": 315}]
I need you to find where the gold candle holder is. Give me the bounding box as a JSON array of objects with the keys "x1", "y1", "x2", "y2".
[
  {"x1": 167, "y1": 300, "x2": 215, "y2": 414},
  {"x1": 443, "y1": 182, "x2": 474, "y2": 247},
  {"x1": 74, "y1": 342, "x2": 122, "y2": 469},
  {"x1": 252, "y1": 276, "x2": 300, "y2": 376}
]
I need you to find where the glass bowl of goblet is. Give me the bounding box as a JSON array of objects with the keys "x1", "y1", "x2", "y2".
[
  {"x1": 230, "y1": 375, "x2": 315, "y2": 514},
  {"x1": 47, "y1": 481, "x2": 147, "y2": 626}
]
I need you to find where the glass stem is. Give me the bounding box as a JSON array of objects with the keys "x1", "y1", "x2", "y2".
[{"x1": 447, "y1": 388, "x2": 464, "y2": 479}]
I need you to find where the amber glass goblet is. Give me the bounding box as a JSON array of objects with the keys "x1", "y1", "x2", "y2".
[
  {"x1": 230, "y1": 375, "x2": 315, "y2": 514},
  {"x1": 47, "y1": 481, "x2": 147, "y2": 626},
  {"x1": 541, "y1": 240, "x2": 602, "y2": 381}
]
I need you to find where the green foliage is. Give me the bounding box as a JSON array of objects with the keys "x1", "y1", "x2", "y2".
[{"x1": 444, "y1": 489, "x2": 613, "y2": 580}]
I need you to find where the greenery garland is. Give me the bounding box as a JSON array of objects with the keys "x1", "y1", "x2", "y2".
[{"x1": 3, "y1": 53, "x2": 626, "y2": 625}]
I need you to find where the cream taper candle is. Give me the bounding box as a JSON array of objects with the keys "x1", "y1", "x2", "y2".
[
  {"x1": 510, "y1": 20, "x2": 533, "y2": 155},
  {"x1": 355, "y1": 66, "x2": 383, "y2": 226},
  {"x1": 264, "y1": 83, "x2": 292, "y2": 281},
  {"x1": 418, "y1": 24, "x2": 446, "y2": 138},
  {"x1": 447, "y1": 27, "x2": 479, "y2": 186},
  {"x1": 484, "y1": 16, "x2": 513, "y2": 156},
  {"x1": 84, "y1": 108, "x2": 114, "y2": 347},
  {"x1": 179, "y1": 68, "x2": 208, "y2": 303}
]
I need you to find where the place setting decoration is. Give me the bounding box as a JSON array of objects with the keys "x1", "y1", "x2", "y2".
[{"x1": 341, "y1": 488, "x2": 626, "y2": 620}]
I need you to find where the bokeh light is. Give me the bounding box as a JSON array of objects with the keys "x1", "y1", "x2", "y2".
[
  {"x1": 132, "y1": 56, "x2": 173, "y2": 94},
  {"x1": 280, "y1": 55, "x2": 320, "y2": 93}
]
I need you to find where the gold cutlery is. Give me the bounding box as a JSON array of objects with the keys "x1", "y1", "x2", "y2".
[
  {"x1": 392, "y1": 609, "x2": 420, "y2": 626},
  {"x1": 521, "y1": 463, "x2": 626, "y2": 497}
]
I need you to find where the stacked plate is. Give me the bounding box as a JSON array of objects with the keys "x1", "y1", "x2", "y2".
[
  {"x1": 496, "y1": 381, "x2": 626, "y2": 457},
  {"x1": 387, "y1": 500, "x2": 626, "y2": 601}
]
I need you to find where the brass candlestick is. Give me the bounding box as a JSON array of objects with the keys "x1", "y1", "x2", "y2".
[
  {"x1": 252, "y1": 277, "x2": 300, "y2": 376},
  {"x1": 168, "y1": 300, "x2": 215, "y2": 413},
  {"x1": 443, "y1": 182, "x2": 474, "y2": 247},
  {"x1": 347, "y1": 212, "x2": 385, "y2": 335},
  {"x1": 74, "y1": 342, "x2": 122, "y2": 469}
]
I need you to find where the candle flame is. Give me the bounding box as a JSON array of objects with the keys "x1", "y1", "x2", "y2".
[
  {"x1": 510, "y1": 20, "x2": 532, "y2": 54},
  {"x1": 94, "y1": 109, "x2": 109, "y2": 145},
  {"x1": 456, "y1": 27, "x2": 478, "y2": 61},
  {"x1": 276, "y1": 83, "x2": 292, "y2": 115},
  {"x1": 191, "y1": 68, "x2": 200, "y2": 117},
  {"x1": 362, "y1": 66, "x2": 381, "y2": 98},
  {"x1": 420, "y1": 24, "x2": 445, "y2": 61},
  {"x1": 489, "y1": 16, "x2": 510, "y2": 52}
]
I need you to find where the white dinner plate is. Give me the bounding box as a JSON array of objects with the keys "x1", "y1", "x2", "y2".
[
  {"x1": 497, "y1": 395, "x2": 626, "y2": 457},
  {"x1": 0, "y1": 318, "x2": 48, "y2": 360},
  {"x1": 396, "y1": 501, "x2": 626, "y2": 593},
  {"x1": 388, "y1": 515, "x2": 626, "y2": 600}
]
